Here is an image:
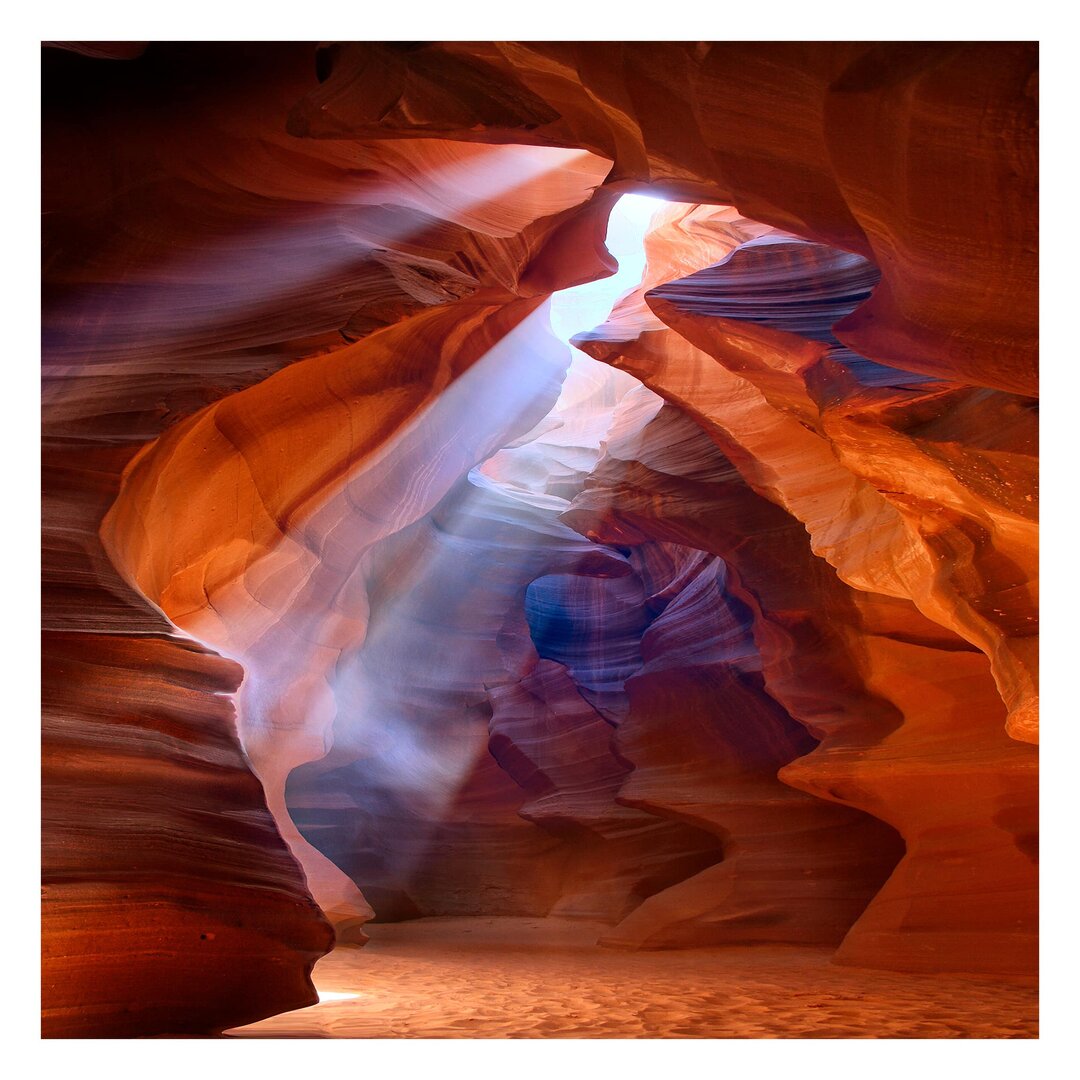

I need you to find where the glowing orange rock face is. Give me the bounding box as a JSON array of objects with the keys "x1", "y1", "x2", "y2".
[
  {"x1": 42, "y1": 40, "x2": 1037, "y2": 1037},
  {"x1": 567, "y1": 205, "x2": 1036, "y2": 973},
  {"x1": 44, "y1": 42, "x2": 615, "y2": 1035},
  {"x1": 41, "y1": 634, "x2": 333, "y2": 1037},
  {"x1": 581, "y1": 210, "x2": 1037, "y2": 742},
  {"x1": 565, "y1": 404, "x2": 1036, "y2": 974},
  {"x1": 303, "y1": 42, "x2": 1036, "y2": 394}
]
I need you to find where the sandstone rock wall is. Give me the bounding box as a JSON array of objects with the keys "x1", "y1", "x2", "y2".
[{"x1": 42, "y1": 41, "x2": 1038, "y2": 1035}]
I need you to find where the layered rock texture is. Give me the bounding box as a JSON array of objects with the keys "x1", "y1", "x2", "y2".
[{"x1": 42, "y1": 41, "x2": 1037, "y2": 1037}]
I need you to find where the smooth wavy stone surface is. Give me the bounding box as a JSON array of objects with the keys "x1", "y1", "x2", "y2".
[
  {"x1": 302, "y1": 42, "x2": 1036, "y2": 394},
  {"x1": 42, "y1": 42, "x2": 1038, "y2": 1035},
  {"x1": 42, "y1": 631, "x2": 333, "y2": 1037},
  {"x1": 570, "y1": 195, "x2": 1036, "y2": 741},
  {"x1": 648, "y1": 236, "x2": 937, "y2": 389},
  {"x1": 43, "y1": 43, "x2": 616, "y2": 1032},
  {"x1": 564, "y1": 404, "x2": 1036, "y2": 973},
  {"x1": 644, "y1": 294, "x2": 1038, "y2": 740}
]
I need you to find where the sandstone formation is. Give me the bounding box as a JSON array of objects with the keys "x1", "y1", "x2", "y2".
[
  {"x1": 296, "y1": 43, "x2": 1037, "y2": 394},
  {"x1": 567, "y1": 200, "x2": 1036, "y2": 972},
  {"x1": 42, "y1": 41, "x2": 1038, "y2": 1037}
]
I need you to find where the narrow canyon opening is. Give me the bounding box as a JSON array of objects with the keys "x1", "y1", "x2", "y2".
[{"x1": 43, "y1": 41, "x2": 1038, "y2": 1041}]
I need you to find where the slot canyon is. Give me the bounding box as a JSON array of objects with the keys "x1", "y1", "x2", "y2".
[{"x1": 41, "y1": 40, "x2": 1039, "y2": 1040}]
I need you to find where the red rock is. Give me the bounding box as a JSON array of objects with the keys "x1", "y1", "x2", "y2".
[
  {"x1": 304, "y1": 42, "x2": 1037, "y2": 392},
  {"x1": 41, "y1": 41, "x2": 1039, "y2": 1036},
  {"x1": 581, "y1": 204, "x2": 1038, "y2": 741},
  {"x1": 564, "y1": 403, "x2": 1037, "y2": 973},
  {"x1": 41, "y1": 632, "x2": 333, "y2": 1036}
]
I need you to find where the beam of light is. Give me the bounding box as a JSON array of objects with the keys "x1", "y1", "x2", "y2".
[
  {"x1": 107, "y1": 178, "x2": 670, "y2": 925},
  {"x1": 42, "y1": 142, "x2": 608, "y2": 389},
  {"x1": 316, "y1": 990, "x2": 361, "y2": 1003},
  {"x1": 483, "y1": 193, "x2": 667, "y2": 501},
  {"x1": 279, "y1": 304, "x2": 581, "y2": 884},
  {"x1": 548, "y1": 193, "x2": 667, "y2": 346},
  {"x1": 93, "y1": 144, "x2": 613, "y2": 926},
  {"x1": 275, "y1": 193, "x2": 671, "y2": 900}
]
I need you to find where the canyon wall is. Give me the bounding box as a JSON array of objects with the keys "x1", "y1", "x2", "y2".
[{"x1": 42, "y1": 41, "x2": 1037, "y2": 1036}]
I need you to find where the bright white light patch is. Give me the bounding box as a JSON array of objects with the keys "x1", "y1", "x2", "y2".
[
  {"x1": 548, "y1": 193, "x2": 666, "y2": 345},
  {"x1": 478, "y1": 192, "x2": 668, "y2": 497},
  {"x1": 317, "y1": 990, "x2": 361, "y2": 1002}
]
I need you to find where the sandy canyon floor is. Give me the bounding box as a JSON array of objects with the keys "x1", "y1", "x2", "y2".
[{"x1": 226, "y1": 917, "x2": 1037, "y2": 1039}]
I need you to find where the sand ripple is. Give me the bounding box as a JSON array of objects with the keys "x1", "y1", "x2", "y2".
[{"x1": 227, "y1": 917, "x2": 1037, "y2": 1039}]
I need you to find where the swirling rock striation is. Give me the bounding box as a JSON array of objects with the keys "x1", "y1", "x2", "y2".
[
  {"x1": 564, "y1": 398, "x2": 1036, "y2": 973},
  {"x1": 578, "y1": 204, "x2": 1037, "y2": 744},
  {"x1": 42, "y1": 40, "x2": 1038, "y2": 1036},
  {"x1": 299, "y1": 42, "x2": 1037, "y2": 394},
  {"x1": 43, "y1": 42, "x2": 613, "y2": 1032}
]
